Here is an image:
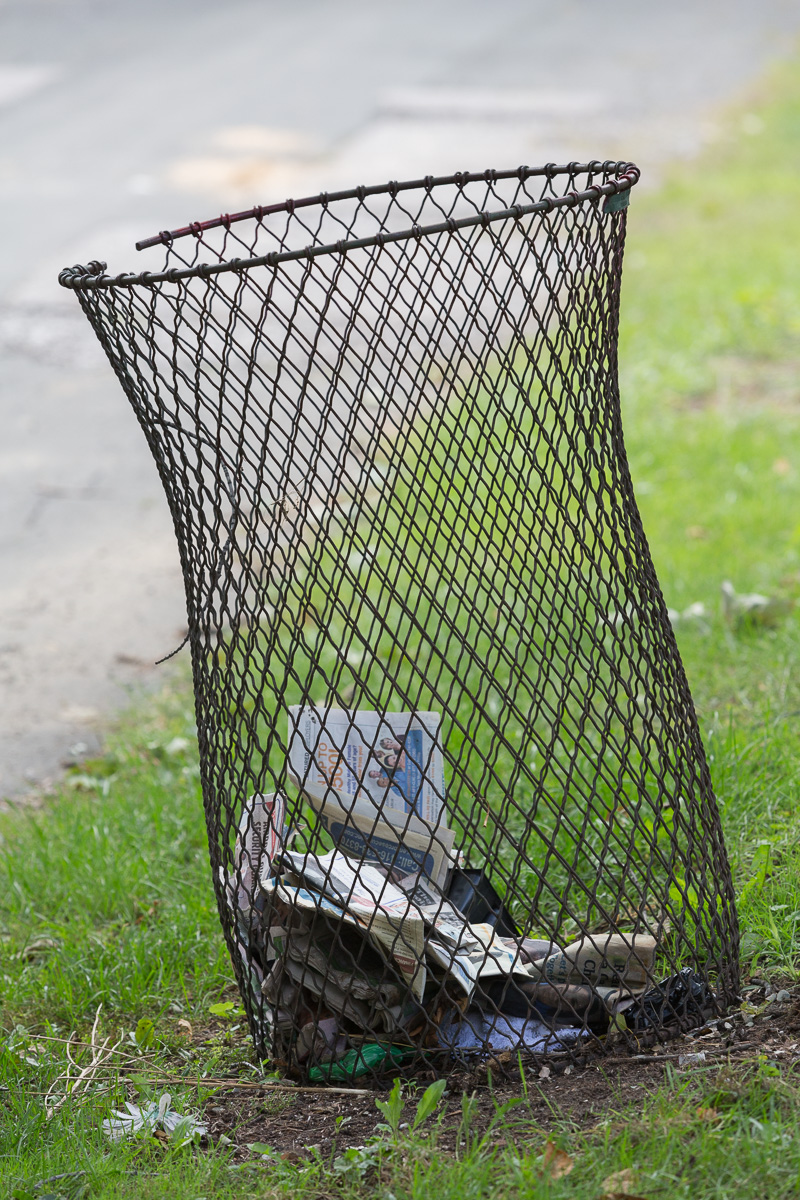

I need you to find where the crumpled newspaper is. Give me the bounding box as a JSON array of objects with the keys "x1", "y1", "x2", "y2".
[{"x1": 102, "y1": 1092, "x2": 207, "y2": 1146}]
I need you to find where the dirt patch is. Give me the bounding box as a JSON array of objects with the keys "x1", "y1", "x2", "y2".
[
  {"x1": 202, "y1": 1062, "x2": 673, "y2": 1162},
  {"x1": 200, "y1": 982, "x2": 800, "y2": 1161}
]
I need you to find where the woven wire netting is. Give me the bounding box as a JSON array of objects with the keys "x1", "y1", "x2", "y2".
[{"x1": 60, "y1": 162, "x2": 738, "y2": 1082}]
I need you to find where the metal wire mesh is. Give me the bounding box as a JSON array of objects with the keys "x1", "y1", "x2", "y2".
[{"x1": 60, "y1": 162, "x2": 738, "y2": 1083}]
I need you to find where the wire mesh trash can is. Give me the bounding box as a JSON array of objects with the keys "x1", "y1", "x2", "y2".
[{"x1": 60, "y1": 162, "x2": 738, "y2": 1082}]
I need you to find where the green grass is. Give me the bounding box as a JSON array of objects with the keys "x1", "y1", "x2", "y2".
[
  {"x1": 0, "y1": 707, "x2": 231, "y2": 1029},
  {"x1": 3, "y1": 53, "x2": 800, "y2": 1200},
  {"x1": 617, "y1": 58, "x2": 800, "y2": 957}
]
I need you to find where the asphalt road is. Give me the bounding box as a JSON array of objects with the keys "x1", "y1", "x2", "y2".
[{"x1": 2, "y1": 0, "x2": 799, "y2": 799}]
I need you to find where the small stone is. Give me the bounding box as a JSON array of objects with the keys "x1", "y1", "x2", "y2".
[{"x1": 776, "y1": 990, "x2": 792, "y2": 1004}]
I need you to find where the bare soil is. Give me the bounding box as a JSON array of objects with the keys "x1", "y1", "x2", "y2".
[{"x1": 200, "y1": 982, "x2": 800, "y2": 1162}]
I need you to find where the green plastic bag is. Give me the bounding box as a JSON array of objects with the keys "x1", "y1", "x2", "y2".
[{"x1": 307, "y1": 1042, "x2": 410, "y2": 1083}]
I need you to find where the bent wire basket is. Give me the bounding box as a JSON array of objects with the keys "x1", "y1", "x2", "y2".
[{"x1": 60, "y1": 162, "x2": 738, "y2": 1083}]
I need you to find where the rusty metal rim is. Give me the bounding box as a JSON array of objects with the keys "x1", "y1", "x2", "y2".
[{"x1": 58, "y1": 161, "x2": 639, "y2": 292}]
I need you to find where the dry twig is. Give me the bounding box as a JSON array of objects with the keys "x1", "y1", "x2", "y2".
[{"x1": 44, "y1": 1004, "x2": 125, "y2": 1118}]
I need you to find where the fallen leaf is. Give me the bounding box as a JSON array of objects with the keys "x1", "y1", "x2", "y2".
[
  {"x1": 17, "y1": 937, "x2": 59, "y2": 960},
  {"x1": 695, "y1": 1106, "x2": 720, "y2": 1121},
  {"x1": 538, "y1": 1065, "x2": 551, "y2": 1080},
  {"x1": 247, "y1": 1141, "x2": 273, "y2": 1155},
  {"x1": 601, "y1": 1167, "x2": 643, "y2": 1194},
  {"x1": 177, "y1": 1019, "x2": 193, "y2": 1042},
  {"x1": 135, "y1": 900, "x2": 160, "y2": 925},
  {"x1": 541, "y1": 1141, "x2": 574, "y2": 1179}
]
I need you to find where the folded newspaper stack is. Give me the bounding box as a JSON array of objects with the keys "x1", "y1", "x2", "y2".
[
  {"x1": 224, "y1": 706, "x2": 660, "y2": 1067},
  {"x1": 287, "y1": 705, "x2": 456, "y2": 888}
]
